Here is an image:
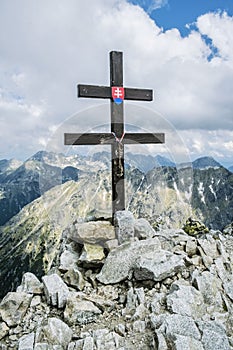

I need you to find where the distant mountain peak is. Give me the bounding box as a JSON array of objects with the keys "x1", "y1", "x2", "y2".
[{"x1": 192, "y1": 156, "x2": 222, "y2": 169}]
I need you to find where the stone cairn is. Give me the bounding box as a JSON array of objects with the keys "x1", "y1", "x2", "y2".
[{"x1": 0, "y1": 211, "x2": 233, "y2": 349}]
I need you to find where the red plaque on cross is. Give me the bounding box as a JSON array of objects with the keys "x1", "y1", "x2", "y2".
[{"x1": 112, "y1": 87, "x2": 124, "y2": 104}]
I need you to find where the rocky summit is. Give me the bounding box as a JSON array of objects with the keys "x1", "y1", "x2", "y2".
[{"x1": 0, "y1": 211, "x2": 233, "y2": 349}]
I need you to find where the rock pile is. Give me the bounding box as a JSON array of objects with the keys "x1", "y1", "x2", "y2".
[{"x1": 0, "y1": 211, "x2": 233, "y2": 349}]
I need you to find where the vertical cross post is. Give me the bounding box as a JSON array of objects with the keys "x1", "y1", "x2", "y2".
[{"x1": 110, "y1": 51, "x2": 125, "y2": 212}]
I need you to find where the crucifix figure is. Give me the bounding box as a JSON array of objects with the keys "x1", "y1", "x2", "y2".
[{"x1": 65, "y1": 51, "x2": 165, "y2": 220}]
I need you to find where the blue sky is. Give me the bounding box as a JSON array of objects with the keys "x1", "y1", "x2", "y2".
[
  {"x1": 0, "y1": 0, "x2": 233, "y2": 166},
  {"x1": 129, "y1": 0, "x2": 233, "y2": 35}
]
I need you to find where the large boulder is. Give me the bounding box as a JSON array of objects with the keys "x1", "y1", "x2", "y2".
[
  {"x1": 69, "y1": 221, "x2": 115, "y2": 245},
  {"x1": 134, "y1": 250, "x2": 185, "y2": 281},
  {"x1": 97, "y1": 238, "x2": 161, "y2": 284}
]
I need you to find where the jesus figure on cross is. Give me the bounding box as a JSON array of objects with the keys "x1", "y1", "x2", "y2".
[{"x1": 65, "y1": 51, "x2": 165, "y2": 220}]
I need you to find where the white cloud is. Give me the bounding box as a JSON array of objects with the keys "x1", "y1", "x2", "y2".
[
  {"x1": 0, "y1": 0, "x2": 232, "y2": 164},
  {"x1": 197, "y1": 11, "x2": 233, "y2": 65}
]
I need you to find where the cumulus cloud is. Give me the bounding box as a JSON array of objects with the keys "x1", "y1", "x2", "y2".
[{"x1": 0, "y1": 0, "x2": 232, "y2": 165}]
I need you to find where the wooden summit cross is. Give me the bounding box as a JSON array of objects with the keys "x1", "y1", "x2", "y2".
[{"x1": 65, "y1": 51, "x2": 165, "y2": 220}]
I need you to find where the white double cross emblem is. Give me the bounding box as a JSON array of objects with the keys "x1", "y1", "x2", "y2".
[{"x1": 114, "y1": 87, "x2": 123, "y2": 98}]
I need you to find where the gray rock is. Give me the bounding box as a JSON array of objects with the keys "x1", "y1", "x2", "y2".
[
  {"x1": 223, "y1": 281, "x2": 233, "y2": 301},
  {"x1": 42, "y1": 274, "x2": 69, "y2": 308},
  {"x1": 223, "y1": 223, "x2": 233, "y2": 235},
  {"x1": 71, "y1": 221, "x2": 115, "y2": 245},
  {"x1": 0, "y1": 322, "x2": 9, "y2": 340},
  {"x1": 167, "y1": 334, "x2": 204, "y2": 350},
  {"x1": 104, "y1": 239, "x2": 119, "y2": 251},
  {"x1": 92, "y1": 329, "x2": 123, "y2": 350},
  {"x1": 155, "y1": 332, "x2": 168, "y2": 350},
  {"x1": 63, "y1": 268, "x2": 85, "y2": 290},
  {"x1": 34, "y1": 344, "x2": 50, "y2": 350},
  {"x1": 83, "y1": 336, "x2": 94, "y2": 350},
  {"x1": 59, "y1": 248, "x2": 80, "y2": 271},
  {"x1": 18, "y1": 332, "x2": 35, "y2": 350},
  {"x1": 97, "y1": 238, "x2": 161, "y2": 284},
  {"x1": 193, "y1": 271, "x2": 223, "y2": 309},
  {"x1": 197, "y1": 235, "x2": 219, "y2": 259},
  {"x1": 166, "y1": 281, "x2": 205, "y2": 319},
  {"x1": 185, "y1": 239, "x2": 197, "y2": 257},
  {"x1": 64, "y1": 294, "x2": 101, "y2": 325},
  {"x1": 134, "y1": 218, "x2": 155, "y2": 239},
  {"x1": 133, "y1": 320, "x2": 146, "y2": 333},
  {"x1": 36, "y1": 317, "x2": 72, "y2": 348},
  {"x1": 17, "y1": 272, "x2": 43, "y2": 295},
  {"x1": 215, "y1": 257, "x2": 229, "y2": 282},
  {"x1": 114, "y1": 210, "x2": 135, "y2": 244},
  {"x1": 197, "y1": 321, "x2": 230, "y2": 350},
  {"x1": 0, "y1": 292, "x2": 32, "y2": 327},
  {"x1": 163, "y1": 314, "x2": 201, "y2": 340},
  {"x1": 134, "y1": 250, "x2": 185, "y2": 281}
]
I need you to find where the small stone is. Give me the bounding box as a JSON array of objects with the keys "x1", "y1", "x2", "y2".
[
  {"x1": 223, "y1": 281, "x2": 233, "y2": 301},
  {"x1": 104, "y1": 239, "x2": 119, "y2": 251},
  {"x1": 134, "y1": 218, "x2": 155, "y2": 240},
  {"x1": 82, "y1": 336, "x2": 94, "y2": 350},
  {"x1": 133, "y1": 320, "x2": 146, "y2": 333},
  {"x1": 18, "y1": 332, "x2": 35, "y2": 350},
  {"x1": 42, "y1": 273, "x2": 69, "y2": 308},
  {"x1": 0, "y1": 322, "x2": 9, "y2": 340},
  {"x1": 31, "y1": 295, "x2": 41, "y2": 307},
  {"x1": 185, "y1": 240, "x2": 197, "y2": 257},
  {"x1": 114, "y1": 210, "x2": 135, "y2": 244},
  {"x1": 115, "y1": 324, "x2": 126, "y2": 336}
]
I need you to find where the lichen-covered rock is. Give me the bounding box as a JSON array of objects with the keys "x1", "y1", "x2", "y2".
[
  {"x1": 42, "y1": 273, "x2": 69, "y2": 308},
  {"x1": 134, "y1": 250, "x2": 185, "y2": 281},
  {"x1": 182, "y1": 218, "x2": 209, "y2": 236},
  {"x1": 97, "y1": 238, "x2": 161, "y2": 284},
  {"x1": 0, "y1": 292, "x2": 32, "y2": 327},
  {"x1": 79, "y1": 243, "x2": 105, "y2": 265}
]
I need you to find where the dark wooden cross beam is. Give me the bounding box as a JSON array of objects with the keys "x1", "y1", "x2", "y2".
[{"x1": 65, "y1": 51, "x2": 165, "y2": 219}]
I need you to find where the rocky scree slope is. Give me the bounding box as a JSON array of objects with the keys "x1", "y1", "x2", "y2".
[{"x1": 0, "y1": 211, "x2": 233, "y2": 349}]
